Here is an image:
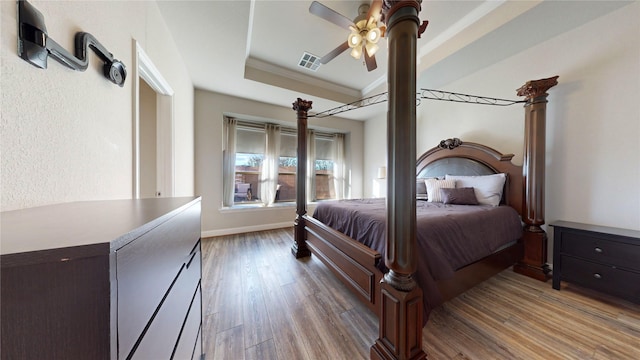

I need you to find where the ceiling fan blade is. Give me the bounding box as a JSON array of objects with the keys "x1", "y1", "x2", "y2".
[
  {"x1": 309, "y1": 1, "x2": 354, "y2": 30},
  {"x1": 365, "y1": 52, "x2": 377, "y2": 72},
  {"x1": 320, "y1": 41, "x2": 350, "y2": 64},
  {"x1": 366, "y1": 0, "x2": 383, "y2": 22}
]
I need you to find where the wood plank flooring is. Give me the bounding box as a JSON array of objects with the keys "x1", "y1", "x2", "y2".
[{"x1": 201, "y1": 228, "x2": 640, "y2": 360}]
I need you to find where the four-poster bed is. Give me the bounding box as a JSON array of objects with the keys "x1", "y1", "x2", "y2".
[
  {"x1": 307, "y1": 139, "x2": 528, "y2": 316},
  {"x1": 291, "y1": 1, "x2": 558, "y2": 359},
  {"x1": 292, "y1": 75, "x2": 558, "y2": 358}
]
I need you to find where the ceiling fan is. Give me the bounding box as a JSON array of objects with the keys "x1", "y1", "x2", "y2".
[{"x1": 310, "y1": 0, "x2": 386, "y2": 72}]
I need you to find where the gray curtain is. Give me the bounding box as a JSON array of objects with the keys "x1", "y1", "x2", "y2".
[
  {"x1": 222, "y1": 117, "x2": 237, "y2": 206},
  {"x1": 306, "y1": 130, "x2": 316, "y2": 203},
  {"x1": 332, "y1": 133, "x2": 345, "y2": 200}
]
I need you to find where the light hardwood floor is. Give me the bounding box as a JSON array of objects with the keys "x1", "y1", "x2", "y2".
[{"x1": 201, "y1": 228, "x2": 640, "y2": 360}]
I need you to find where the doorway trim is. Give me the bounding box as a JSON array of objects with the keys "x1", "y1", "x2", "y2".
[{"x1": 132, "y1": 40, "x2": 175, "y2": 199}]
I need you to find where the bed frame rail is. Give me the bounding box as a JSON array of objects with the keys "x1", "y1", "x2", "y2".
[
  {"x1": 437, "y1": 241, "x2": 524, "y2": 301},
  {"x1": 305, "y1": 215, "x2": 383, "y2": 315}
]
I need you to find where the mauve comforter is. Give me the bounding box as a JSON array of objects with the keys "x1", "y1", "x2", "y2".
[{"x1": 312, "y1": 198, "x2": 523, "y2": 321}]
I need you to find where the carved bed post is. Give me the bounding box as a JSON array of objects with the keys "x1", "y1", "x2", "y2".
[
  {"x1": 513, "y1": 76, "x2": 558, "y2": 281},
  {"x1": 291, "y1": 98, "x2": 312, "y2": 258},
  {"x1": 371, "y1": 1, "x2": 427, "y2": 359}
]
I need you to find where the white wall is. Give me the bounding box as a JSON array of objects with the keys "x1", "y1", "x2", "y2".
[
  {"x1": 364, "y1": 3, "x2": 640, "y2": 254},
  {"x1": 1, "y1": 1, "x2": 194, "y2": 211},
  {"x1": 363, "y1": 111, "x2": 387, "y2": 198},
  {"x1": 195, "y1": 89, "x2": 364, "y2": 236}
]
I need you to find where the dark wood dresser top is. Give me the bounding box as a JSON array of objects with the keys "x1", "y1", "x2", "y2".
[{"x1": 1, "y1": 197, "x2": 201, "y2": 258}]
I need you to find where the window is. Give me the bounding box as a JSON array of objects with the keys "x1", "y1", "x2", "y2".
[
  {"x1": 223, "y1": 118, "x2": 345, "y2": 206},
  {"x1": 276, "y1": 132, "x2": 297, "y2": 202},
  {"x1": 233, "y1": 126, "x2": 264, "y2": 203},
  {"x1": 314, "y1": 137, "x2": 335, "y2": 201}
]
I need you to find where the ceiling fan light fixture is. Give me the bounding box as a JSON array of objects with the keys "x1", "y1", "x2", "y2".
[
  {"x1": 309, "y1": 1, "x2": 383, "y2": 71},
  {"x1": 366, "y1": 16, "x2": 375, "y2": 28},
  {"x1": 365, "y1": 41, "x2": 379, "y2": 57},
  {"x1": 350, "y1": 45, "x2": 363, "y2": 60},
  {"x1": 348, "y1": 32, "x2": 362, "y2": 48},
  {"x1": 367, "y1": 27, "x2": 381, "y2": 43}
]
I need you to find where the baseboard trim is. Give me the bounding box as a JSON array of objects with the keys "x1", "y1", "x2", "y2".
[{"x1": 201, "y1": 222, "x2": 293, "y2": 238}]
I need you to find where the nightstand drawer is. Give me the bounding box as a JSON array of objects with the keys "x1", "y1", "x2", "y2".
[
  {"x1": 561, "y1": 256, "x2": 640, "y2": 303},
  {"x1": 560, "y1": 231, "x2": 640, "y2": 271}
]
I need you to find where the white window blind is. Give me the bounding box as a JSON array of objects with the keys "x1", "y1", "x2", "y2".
[
  {"x1": 237, "y1": 127, "x2": 298, "y2": 157},
  {"x1": 315, "y1": 137, "x2": 333, "y2": 160},
  {"x1": 236, "y1": 127, "x2": 265, "y2": 154},
  {"x1": 280, "y1": 133, "x2": 297, "y2": 157}
]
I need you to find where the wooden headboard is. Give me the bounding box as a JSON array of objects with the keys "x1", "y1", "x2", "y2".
[{"x1": 416, "y1": 139, "x2": 524, "y2": 217}]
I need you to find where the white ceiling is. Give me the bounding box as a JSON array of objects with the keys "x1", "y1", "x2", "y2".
[{"x1": 156, "y1": 0, "x2": 631, "y2": 120}]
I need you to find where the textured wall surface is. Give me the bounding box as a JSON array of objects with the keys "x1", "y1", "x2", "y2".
[{"x1": 1, "y1": 1, "x2": 194, "y2": 211}]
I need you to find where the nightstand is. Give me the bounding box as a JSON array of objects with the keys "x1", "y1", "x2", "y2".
[{"x1": 551, "y1": 221, "x2": 640, "y2": 303}]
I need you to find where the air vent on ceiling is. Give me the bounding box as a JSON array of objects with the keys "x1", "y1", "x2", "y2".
[{"x1": 298, "y1": 52, "x2": 321, "y2": 72}]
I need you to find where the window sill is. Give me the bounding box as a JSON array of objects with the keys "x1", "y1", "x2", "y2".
[
  {"x1": 219, "y1": 201, "x2": 297, "y2": 213},
  {"x1": 217, "y1": 199, "x2": 331, "y2": 213}
]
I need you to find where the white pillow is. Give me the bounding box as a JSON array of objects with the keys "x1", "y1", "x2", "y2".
[
  {"x1": 425, "y1": 178, "x2": 456, "y2": 203},
  {"x1": 445, "y1": 173, "x2": 506, "y2": 206}
]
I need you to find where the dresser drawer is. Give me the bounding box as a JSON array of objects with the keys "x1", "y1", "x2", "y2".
[
  {"x1": 117, "y1": 202, "x2": 201, "y2": 359},
  {"x1": 130, "y1": 247, "x2": 201, "y2": 360},
  {"x1": 192, "y1": 327, "x2": 203, "y2": 360},
  {"x1": 561, "y1": 256, "x2": 640, "y2": 303},
  {"x1": 173, "y1": 284, "x2": 202, "y2": 360},
  {"x1": 560, "y1": 231, "x2": 640, "y2": 271}
]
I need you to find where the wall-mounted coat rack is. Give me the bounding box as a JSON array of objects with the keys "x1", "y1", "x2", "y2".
[{"x1": 17, "y1": 0, "x2": 126, "y2": 87}]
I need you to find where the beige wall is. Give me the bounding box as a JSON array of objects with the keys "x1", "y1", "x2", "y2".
[
  {"x1": 1, "y1": 1, "x2": 194, "y2": 211},
  {"x1": 195, "y1": 90, "x2": 364, "y2": 236},
  {"x1": 139, "y1": 80, "x2": 157, "y2": 198},
  {"x1": 364, "y1": 2, "x2": 640, "y2": 259}
]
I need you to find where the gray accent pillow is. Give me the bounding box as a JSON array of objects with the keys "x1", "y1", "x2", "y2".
[
  {"x1": 441, "y1": 187, "x2": 479, "y2": 205},
  {"x1": 416, "y1": 179, "x2": 427, "y2": 196}
]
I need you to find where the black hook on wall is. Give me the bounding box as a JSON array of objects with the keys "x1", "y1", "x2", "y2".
[{"x1": 17, "y1": 0, "x2": 127, "y2": 87}]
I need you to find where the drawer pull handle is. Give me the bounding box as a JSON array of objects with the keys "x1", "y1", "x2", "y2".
[
  {"x1": 593, "y1": 273, "x2": 602, "y2": 279},
  {"x1": 594, "y1": 247, "x2": 603, "y2": 253}
]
